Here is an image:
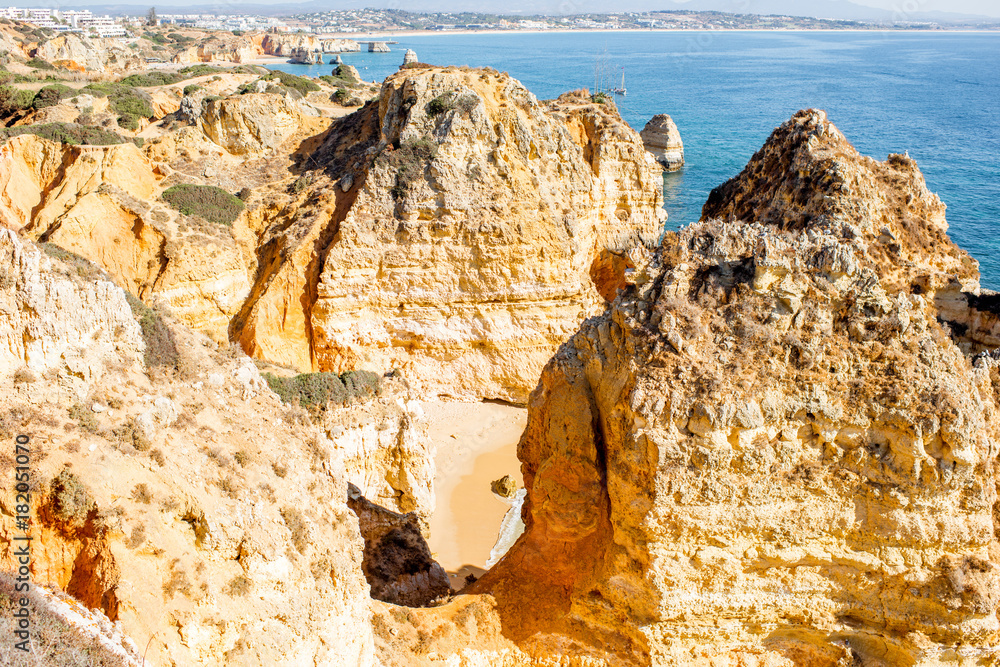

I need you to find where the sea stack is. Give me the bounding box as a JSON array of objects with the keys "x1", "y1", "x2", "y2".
[
  {"x1": 332, "y1": 53, "x2": 343, "y2": 65},
  {"x1": 640, "y1": 113, "x2": 684, "y2": 171},
  {"x1": 403, "y1": 48, "x2": 417, "y2": 66}
]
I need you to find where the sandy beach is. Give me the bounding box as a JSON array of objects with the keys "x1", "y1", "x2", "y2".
[{"x1": 422, "y1": 400, "x2": 527, "y2": 591}]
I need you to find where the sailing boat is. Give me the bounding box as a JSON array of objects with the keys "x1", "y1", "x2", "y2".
[{"x1": 610, "y1": 67, "x2": 626, "y2": 96}]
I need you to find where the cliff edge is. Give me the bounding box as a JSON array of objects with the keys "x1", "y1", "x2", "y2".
[{"x1": 478, "y1": 110, "x2": 1000, "y2": 665}]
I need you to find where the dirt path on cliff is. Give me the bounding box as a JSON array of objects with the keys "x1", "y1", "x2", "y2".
[{"x1": 423, "y1": 400, "x2": 527, "y2": 590}]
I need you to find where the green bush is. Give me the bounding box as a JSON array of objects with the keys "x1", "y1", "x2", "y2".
[
  {"x1": 0, "y1": 84, "x2": 34, "y2": 115},
  {"x1": 26, "y1": 56, "x2": 53, "y2": 70},
  {"x1": 0, "y1": 122, "x2": 126, "y2": 146},
  {"x1": 32, "y1": 83, "x2": 74, "y2": 109},
  {"x1": 117, "y1": 112, "x2": 139, "y2": 130},
  {"x1": 121, "y1": 70, "x2": 183, "y2": 87},
  {"x1": 162, "y1": 184, "x2": 245, "y2": 225},
  {"x1": 0, "y1": 67, "x2": 31, "y2": 85},
  {"x1": 259, "y1": 70, "x2": 320, "y2": 96},
  {"x1": 383, "y1": 137, "x2": 437, "y2": 200},
  {"x1": 182, "y1": 84, "x2": 201, "y2": 95},
  {"x1": 427, "y1": 92, "x2": 455, "y2": 116},
  {"x1": 82, "y1": 82, "x2": 153, "y2": 123},
  {"x1": 125, "y1": 292, "x2": 180, "y2": 371},
  {"x1": 321, "y1": 65, "x2": 361, "y2": 87},
  {"x1": 48, "y1": 467, "x2": 96, "y2": 532},
  {"x1": 68, "y1": 403, "x2": 100, "y2": 434},
  {"x1": 263, "y1": 370, "x2": 382, "y2": 408},
  {"x1": 591, "y1": 92, "x2": 610, "y2": 105},
  {"x1": 342, "y1": 370, "x2": 381, "y2": 399}
]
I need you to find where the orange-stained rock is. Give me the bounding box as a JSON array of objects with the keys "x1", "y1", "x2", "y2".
[{"x1": 478, "y1": 110, "x2": 1000, "y2": 666}]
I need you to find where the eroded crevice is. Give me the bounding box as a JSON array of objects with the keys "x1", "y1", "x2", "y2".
[{"x1": 346, "y1": 483, "x2": 450, "y2": 608}]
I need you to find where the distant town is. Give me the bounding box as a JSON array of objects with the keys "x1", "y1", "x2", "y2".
[{"x1": 0, "y1": 5, "x2": 996, "y2": 42}]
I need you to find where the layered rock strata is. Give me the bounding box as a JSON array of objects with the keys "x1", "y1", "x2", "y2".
[
  {"x1": 0, "y1": 232, "x2": 376, "y2": 666},
  {"x1": 32, "y1": 33, "x2": 143, "y2": 72},
  {"x1": 640, "y1": 114, "x2": 684, "y2": 171},
  {"x1": 234, "y1": 69, "x2": 664, "y2": 401},
  {"x1": 479, "y1": 110, "x2": 1000, "y2": 666}
]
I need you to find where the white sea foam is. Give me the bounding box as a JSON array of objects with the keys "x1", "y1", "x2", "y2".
[{"x1": 486, "y1": 487, "x2": 526, "y2": 568}]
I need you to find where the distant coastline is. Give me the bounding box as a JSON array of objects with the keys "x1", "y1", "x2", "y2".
[{"x1": 314, "y1": 27, "x2": 1000, "y2": 40}]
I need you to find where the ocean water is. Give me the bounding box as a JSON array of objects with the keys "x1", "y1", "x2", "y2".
[{"x1": 267, "y1": 32, "x2": 1000, "y2": 288}]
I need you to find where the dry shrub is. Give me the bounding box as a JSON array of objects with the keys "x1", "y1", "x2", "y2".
[
  {"x1": 131, "y1": 483, "x2": 153, "y2": 504},
  {"x1": 281, "y1": 507, "x2": 309, "y2": 553},
  {"x1": 224, "y1": 575, "x2": 252, "y2": 597}
]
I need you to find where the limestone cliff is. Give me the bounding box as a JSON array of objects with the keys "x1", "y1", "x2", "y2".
[
  {"x1": 32, "y1": 34, "x2": 143, "y2": 73},
  {"x1": 234, "y1": 68, "x2": 664, "y2": 401},
  {"x1": 478, "y1": 110, "x2": 1000, "y2": 665},
  {"x1": 171, "y1": 35, "x2": 262, "y2": 64},
  {"x1": 0, "y1": 231, "x2": 376, "y2": 666},
  {"x1": 260, "y1": 34, "x2": 359, "y2": 57}
]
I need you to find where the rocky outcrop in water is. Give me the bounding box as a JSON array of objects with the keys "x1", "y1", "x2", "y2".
[
  {"x1": 640, "y1": 113, "x2": 684, "y2": 171},
  {"x1": 478, "y1": 109, "x2": 1000, "y2": 665},
  {"x1": 403, "y1": 49, "x2": 418, "y2": 66}
]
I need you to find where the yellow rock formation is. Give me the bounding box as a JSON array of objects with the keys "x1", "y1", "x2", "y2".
[
  {"x1": 478, "y1": 110, "x2": 1000, "y2": 665},
  {"x1": 236, "y1": 68, "x2": 664, "y2": 401}
]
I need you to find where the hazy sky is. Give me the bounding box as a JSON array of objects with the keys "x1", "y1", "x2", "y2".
[{"x1": 796, "y1": 0, "x2": 999, "y2": 16}]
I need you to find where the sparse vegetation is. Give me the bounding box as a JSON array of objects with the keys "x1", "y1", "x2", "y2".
[
  {"x1": 383, "y1": 137, "x2": 437, "y2": 200},
  {"x1": 0, "y1": 122, "x2": 127, "y2": 146},
  {"x1": 150, "y1": 448, "x2": 166, "y2": 466},
  {"x1": 82, "y1": 81, "x2": 153, "y2": 129},
  {"x1": 182, "y1": 84, "x2": 201, "y2": 95},
  {"x1": 224, "y1": 575, "x2": 252, "y2": 597},
  {"x1": 67, "y1": 403, "x2": 99, "y2": 434},
  {"x1": 0, "y1": 572, "x2": 138, "y2": 666},
  {"x1": 125, "y1": 292, "x2": 180, "y2": 371},
  {"x1": 262, "y1": 369, "x2": 382, "y2": 409},
  {"x1": 162, "y1": 184, "x2": 245, "y2": 226},
  {"x1": 26, "y1": 56, "x2": 54, "y2": 70},
  {"x1": 131, "y1": 483, "x2": 153, "y2": 504},
  {"x1": 427, "y1": 92, "x2": 456, "y2": 116},
  {"x1": 591, "y1": 92, "x2": 610, "y2": 104},
  {"x1": 32, "y1": 83, "x2": 75, "y2": 109},
  {"x1": 281, "y1": 507, "x2": 309, "y2": 553},
  {"x1": 48, "y1": 467, "x2": 95, "y2": 531},
  {"x1": 38, "y1": 243, "x2": 111, "y2": 281},
  {"x1": 240, "y1": 70, "x2": 320, "y2": 98}
]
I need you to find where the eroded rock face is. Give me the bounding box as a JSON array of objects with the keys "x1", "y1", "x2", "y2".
[
  {"x1": 0, "y1": 229, "x2": 144, "y2": 396},
  {"x1": 199, "y1": 93, "x2": 304, "y2": 158},
  {"x1": 235, "y1": 68, "x2": 664, "y2": 401},
  {"x1": 640, "y1": 114, "x2": 684, "y2": 171},
  {"x1": 33, "y1": 34, "x2": 142, "y2": 72},
  {"x1": 0, "y1": 236, "x2": 376, "y2": 667},
  {"x1": 479, "y1": 110, "x2": 1000, "y2": 665}
]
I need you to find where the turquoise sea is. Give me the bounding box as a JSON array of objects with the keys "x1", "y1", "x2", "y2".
[{"x1": 267, "y1": 32, "x2": 1000, "y2": 288}]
